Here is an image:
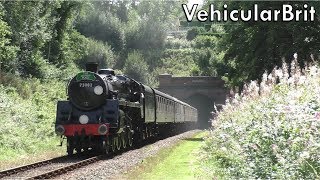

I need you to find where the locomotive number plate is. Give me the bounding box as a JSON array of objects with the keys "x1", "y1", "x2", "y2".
[{"x1": 79, "y1": 83, "x2": 93, "y2": 88}]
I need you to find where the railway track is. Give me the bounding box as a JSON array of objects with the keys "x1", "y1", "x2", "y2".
[
  {"x1": 0, "y1": 134, "x2": 176, "y2": 179},
  {"x1": 28, "y1": 155, "x2": 104, "y2": 179},
  {"x1": 0, "y1": 156, "x2": 67, "y2": 178},
  {"x1": 0, "y1": 154, "x2": 103, "y2": 179},
  {"x1": 0, "y1": 131, "x2": 195, "y2": 179}
]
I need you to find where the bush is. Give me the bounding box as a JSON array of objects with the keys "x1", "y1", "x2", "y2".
[
  {"x1": 153, "y1": 49, "x2": 197, "y2": 77},
  {"x1": 199, "y1": 60, "x2": 320, "y2": 179},
  {"x1": 186, "y1": 27, "x2": 205, "y2": 41},
  {"x1": 123, "y1": 50, "x2": 148, "y2": 83},
  {"x1": 126, "y1": 18, "x2": 166, "y2": 50},
  {"x1": 76, "y1": 38, "x2": 115, "y2": 70},
  {"x1": 76, "y1": 11, "x2": 125, "y2": 51},
  {"x1": 0, "y1": 77, "x2": 66, "y2": 160},
  {"x1": 165, "y1": 38, "x2": 191, "y2": 49},
  {"x1": 20, "y1": 50, "x2": 47, "y2": 78},
  {"x1": 193, "y1": 35, "x2": 217, "y2": 49}
]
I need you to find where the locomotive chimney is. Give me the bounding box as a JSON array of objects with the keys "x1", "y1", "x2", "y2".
[{"x1": 85, "y1": 62, "x2": 98, "y2": 73}]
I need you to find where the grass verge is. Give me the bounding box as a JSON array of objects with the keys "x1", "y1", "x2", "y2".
[{"x1": 122, "y1": 131, "x2": 208, "y2": 180}]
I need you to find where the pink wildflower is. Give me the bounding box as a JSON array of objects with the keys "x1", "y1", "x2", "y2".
[{"x1": 314, "y1": 112, "x2": 320, "y2": 119}]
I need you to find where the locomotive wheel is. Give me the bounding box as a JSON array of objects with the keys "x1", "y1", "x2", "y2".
[
  {"x1": 67, "y1": 139, "x2": 74, "y2": 156},
  {"x1": 116, "y1": 135, "x2": 121, "y2": 150},
  {"x1": 121, "y1": 133, "x2": 126, "y2": 149},
  {"x1": 142, "y1": 130, "x2": 146, "y2": 140},
  {"x1": 111, "y1": 136, "x2": 116, "y2": 153},
  {"x1": 147, "y1": 127, "x2": 152, "y2": 138},
  {"x1": 101, "y1": 138, "x2": 110, "y2": 154},
  {"x1": 127, "y1": 130, "x2": 133, "y2": 147},
  {"x1": 145, "y1": 128, "x2": 149, "y2": 138}
]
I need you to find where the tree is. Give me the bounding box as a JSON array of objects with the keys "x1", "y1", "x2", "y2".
[
  {"x1": 49, "y1": 1, "x2": 82, "y2": 66},
  {"x1": 0, "y1": 3, "x2": 17, "y2": 74},
  {"x1": 123, "y1": 51, "x2": 148, "y2": 83},
  {"x1": 2, "y1": 1, "x2": 60, "y2": 77},
  {"x1": 186, "y1": 27, "x2": 205, "y2": 41},
  {"x1": 213, "y1": 1, "x2": 320, "y2": 87},
  {"x1": 76, "y1": 10, "x2": 125, "y2": 52}
]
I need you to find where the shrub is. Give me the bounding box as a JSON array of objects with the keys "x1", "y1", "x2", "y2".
[
  {"x1": 165, "y1": 38, "x2": 191, "y2": 49},
  {"x1": 76, "y1": 11, "x2": 125, "y2": 51},
  {"x1": 200, "y1": 59, "x2": 320, "y2": 179},
  {"x1": 125, "y1": 17, "x2": 166, "y2": 50},
  {"x1": 0, "y1": 77, "x2": 66, "y2": 160},
  {"x1": 123, "y1": 50, "x2": 148, "y2": 83},
  {"x1": 76, "y1": 38, "x2": 115, "y2": 70},
  {"x1": 154, "y1": 49, "x2": 197, "y2": 77},
  {"x1": 186, "y1": 27, "x2": 205, "y2": 41},
  {"x1": 193, "y1": 35, "x2": 217, "y2": 49}
]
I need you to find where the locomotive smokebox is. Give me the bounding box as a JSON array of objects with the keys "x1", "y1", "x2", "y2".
[{"x1": 86, "y1": 62, "x2": 98, "y2": 73}]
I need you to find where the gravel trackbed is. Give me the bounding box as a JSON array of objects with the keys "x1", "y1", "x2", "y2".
[{"x1": 57, "y1": 130, "x2": 201, "y2": 179}]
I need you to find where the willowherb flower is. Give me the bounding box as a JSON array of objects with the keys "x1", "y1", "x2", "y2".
[
  {"x1": 271, "y1": 144, "x2": 278, "y2": 153},
  {"x1": 275, "y1": 68, "x2": 284, "y2": 79},
  {"x1": 250, "y1": 144, "x2": 259, "y2": 150},
  {"x1": 309, "y1": 65, "x2": 318, "y2": 77},
  {"x1": 208, "y1": 59, "x2": 320, "y2": 178},
  {"x1": 300, "y1": 151, "x2": 310, "y2": 159},
  {"x1": 314, "y1": 112, "x2": 320, "y2": 119},
  {"x1": 287, "y1": 77, "x2": 294, "y2": 85},
  {"x1": 262, "y1": 71, "x2": 268, "y2": 82},
  {"x1": 298, "y1": 75, "x2": 306, "y2": 85},
  {"x1": 276, "y1": 153, "x2": 286, "y2": 164}
]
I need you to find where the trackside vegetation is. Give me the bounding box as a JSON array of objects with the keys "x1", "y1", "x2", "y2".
[
  {"x1": 123, "y1": 132, "x2": 206, "y2": 180},
  {"x1": 199, "y1": 60, "x2": 320, "y2": 179},
  {"x1": 0, "y1": 74, "x2": 66, "y2": 166}
]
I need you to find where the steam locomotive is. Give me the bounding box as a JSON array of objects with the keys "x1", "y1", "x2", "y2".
[{"x1": 55, "y1": 62, "x2": 197, "y2": 155}]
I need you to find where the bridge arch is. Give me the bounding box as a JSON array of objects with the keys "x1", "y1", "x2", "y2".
[
  {"x1": 157, "y1": 74, "x2": 228, "y2": 128},
  {"x1": 185, "y1": 93, "x2": 214, "y2": 128}
]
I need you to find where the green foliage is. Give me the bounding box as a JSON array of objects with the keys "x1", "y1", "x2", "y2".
[
  {"x1": 154, "y1": 48, "x2": 197, "y2": 77},
  {"x1": 192, "y1": 49, "x2": 219, "y2": 76},
  {"x1": 186, "y1": 27, "x2": 205, "y2": 41},
  {"x1": 0, "y1": 4, "x2": 17, "y2": 73},
  {"x1": 48, "y1": 1, "x2": 82, "y2": 66},
  {"x1": 123, "y1": 50, "x2": 149, "y2": 83},
  {"x1": 78, "y1": 38, "x2": 115, "y2": 69},
  {"x1": 2, "y1": 1, "x2": 81, "y2": 77},
  {"x1": 0, "y1": 75, "x2": 66, "y2": 160},
  {"x1": 165, "y1": 38, "x2": 192, "y2": 49},
  {"x1": 193, "y1": 35, "x2": 217, "y2": 49},
  {"x1": 76, "y1": 10, "x2": 125, "y2": 51},
  {"x1": 137, "y1": 0, "x2": 183, "y2": 26},
  {"x1": 200, "y1": 62, "x2": 320, "y2": 179},
  {"x1": 213, "y1": 1, "x2": 320, "y2": 87},
  {"x1": 125, "y1": 17, "x2": 166, "y2": 50}
]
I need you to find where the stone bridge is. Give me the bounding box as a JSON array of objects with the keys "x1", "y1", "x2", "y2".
[{"x1": 157, "y1": 74, "x2": 228, "y2": 128}]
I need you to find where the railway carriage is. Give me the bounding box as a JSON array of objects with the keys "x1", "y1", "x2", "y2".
[{"x1": 55, "y1": 62, "x2": 197, "y2": 155}]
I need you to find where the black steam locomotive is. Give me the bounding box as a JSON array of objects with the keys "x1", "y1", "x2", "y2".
[{"x1": 55, "y1": 63, "x2": 197, "y2": 155}]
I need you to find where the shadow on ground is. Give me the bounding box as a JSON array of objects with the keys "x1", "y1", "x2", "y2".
[{"x1": 183, "y1": 138, "x2": 204, "y2": 142}]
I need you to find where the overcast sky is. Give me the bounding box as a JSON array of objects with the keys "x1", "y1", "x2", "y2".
[
  {"x1": 188, "y1": 0, "x2": 203, "y2": 6},
  {"x1": 187, "y1": 0, "x2": 204, "y2": 8}
]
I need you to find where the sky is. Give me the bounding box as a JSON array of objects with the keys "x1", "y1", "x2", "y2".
[{"x1": 187, "y1": 0, "x2": 204, "y2": 8}]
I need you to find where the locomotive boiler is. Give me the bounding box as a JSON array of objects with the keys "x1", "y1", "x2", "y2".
[{"x1": 55, "y1": 62, "x2": 197, "y2": 155}]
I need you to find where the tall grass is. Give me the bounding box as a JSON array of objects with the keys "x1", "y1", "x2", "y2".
[
  {"x1": 0, "y1": 73, "x2": 66, "y2": 161},
  {"x1": 200, "y1": 57, "x2": 320, "y2": 179}
]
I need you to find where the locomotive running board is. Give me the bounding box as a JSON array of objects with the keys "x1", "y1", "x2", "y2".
[{"x1": 119, "y1": 100, "x2": 141, "y2": 108}]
